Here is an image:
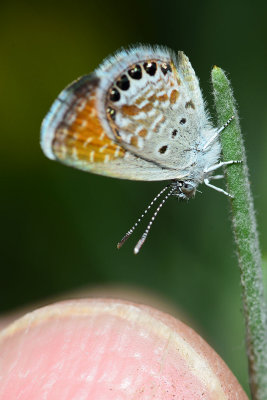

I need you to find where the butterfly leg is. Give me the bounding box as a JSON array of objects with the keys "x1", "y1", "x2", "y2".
[
  {"x1": 204, "y1": 178, "x2": 233, "y2": 198},
  {"x1": 204, "y1": 160, "x2": 242, "y2": 174},
  {"x1": 204, "y1": 160, "x2": 242, "y2": 197},
  {"x1": 203, "y1": 116, "x2": 235, "y2": 150},
  {"x1": 209, "y1": 174, "x2": 224, "y2": 180}
]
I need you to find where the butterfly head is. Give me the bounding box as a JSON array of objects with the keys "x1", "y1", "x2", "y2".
[{"x1": 172, "y1": 180, "x2": 197, "y2": 200}]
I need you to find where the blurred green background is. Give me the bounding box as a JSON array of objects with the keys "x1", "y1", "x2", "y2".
[{"x1": 1, "y1": 0, "x2": 267, "y2": 394}]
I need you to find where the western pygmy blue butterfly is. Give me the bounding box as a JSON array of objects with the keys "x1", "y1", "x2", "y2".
[{"x1": 41, "y1": 45, "x2": 239, "y2": 253}]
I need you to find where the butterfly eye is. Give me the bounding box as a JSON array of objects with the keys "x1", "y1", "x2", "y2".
[
  {"x1": 180, "y1": 182, "x2": 195, "y2": 198},
  {"x1": 109, "y1": 87, "x2": 120, "y2": 102},
  {"x1": 161, "y1": 63, "x2": 172, "y2": 75},
  {"x1": 180, "y1": 118, "x2": 186, "y2": 125},
  {"x1": 143, "y1": 62, "x2": 157, "y2": 76},
  {"x1": 128, "y1": 64, "x2": 142, "y2": 79},
  {"x1": 116, "y1": 74, "x2": 130, "y2": 90}
]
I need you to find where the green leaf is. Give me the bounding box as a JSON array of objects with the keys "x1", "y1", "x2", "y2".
[{"x1": 212, "y1": 66, "x2": 267, "y2": 400}]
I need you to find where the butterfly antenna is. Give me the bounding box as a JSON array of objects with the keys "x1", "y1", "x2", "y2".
[
  {"x1": 203, "y1": 115, "x2": 235, "y2": 150},
  {"x1": 117, "y1": 184, "x2": 171, "y2": 250},
  {"x1": 134, "y1": 186, "x2": 176, "y2": 254}
]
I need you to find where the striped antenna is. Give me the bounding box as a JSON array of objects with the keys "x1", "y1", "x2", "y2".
[
  {"x1": 117, "y1": 184, "x2": 171, "y2": 250},
  {"x1": 203, "y1": 115, "x2": 235, "y2": 150},
  {"x1": 134, "y1": 186, "x2": 176, "y2": 254}
]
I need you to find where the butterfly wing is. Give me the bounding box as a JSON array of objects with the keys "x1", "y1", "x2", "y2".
[
  {"x1": 41, "y1": 46, "x2": 210, "y2": 181},
  {"x1": 98, "y1": 46, "x2": 213, "y2": 171},
  {"x1": 41, "y1": 72, "x2": 182, "y2": 180}
]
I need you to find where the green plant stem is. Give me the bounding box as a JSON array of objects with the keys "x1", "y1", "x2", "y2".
[{"x1": 212, "y1": 67, "x2": 267, "y2": 400}]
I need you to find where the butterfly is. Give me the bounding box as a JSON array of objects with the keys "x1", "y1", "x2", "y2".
[{"x1": 41, "y1": 45, "x2": 239, "y2": 253}]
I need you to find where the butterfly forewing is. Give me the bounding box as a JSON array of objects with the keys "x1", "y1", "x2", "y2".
[{"x1": 102, "y1": 52, "x2": 203, "y2": 173}]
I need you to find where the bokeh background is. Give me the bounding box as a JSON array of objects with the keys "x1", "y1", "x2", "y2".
[{"x1": 1, "y1": 0, "x2": 267, "y2": 395}]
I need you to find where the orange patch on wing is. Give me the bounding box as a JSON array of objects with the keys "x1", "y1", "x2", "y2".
[
  {"x1": 141, "y1": 103, "x2": 153, "y2": 112},
  {"x1": 158, "y1": 94, "x2": 168, "y2": 102},
  {"x1": 53, "y1": 89, "x2": 125, "y2": 163},
  {"x1": 121, "y1": 105, "x2": 140, "y2": 116},
  {"x1": 138, "y1": 129, "x2": 148, "y2": 137},
  {"x1": 130, "y1": 136, "x2": 139, "y2": 147},
  {"x1": 148, "y1": 94, "x2": 156, "y2": 102},
  {"x1": 122, "y1": 102, "x2": 153, "y2": 116},
  {"x1": 170, "y1": 89, "x2": 179, "y2": 104}
]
